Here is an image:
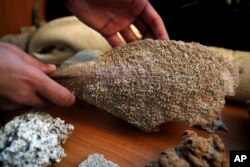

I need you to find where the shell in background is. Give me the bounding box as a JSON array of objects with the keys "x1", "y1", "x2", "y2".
[{"x1": 28, "y1": 16, "x2": 111, "y2": 65}]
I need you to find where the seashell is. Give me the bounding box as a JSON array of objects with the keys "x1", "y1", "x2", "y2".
[
  {"x1": 208, "y1": 46, "x2": 250, "y2": 102},
  {"x1": 52, "y1": 39, "x2": 239, "y2": 132},
  {"x1": 28, "y1": 16, "x2": 111, "y2": 65}
]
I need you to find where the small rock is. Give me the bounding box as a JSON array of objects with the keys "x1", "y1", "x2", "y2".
[
  {"x1": 147, "y1": 130, "x2": 226, "y2": 167},
  {"x1": 79, "y1": 153, "x2": 119, "y2": 167}
]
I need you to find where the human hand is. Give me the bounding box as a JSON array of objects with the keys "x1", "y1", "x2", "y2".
[
  {"x1": 0, "y1": 42, "x2": 75, "y2": 111},
  {"x1": 66, "y1": 0, "x2": 169, "y2": 47}
]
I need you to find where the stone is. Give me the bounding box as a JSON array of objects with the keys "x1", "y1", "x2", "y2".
[
  {"x1": 79, "y1": 153, "x2": 119, "y2": 167},
  {"x1": 146, "y1": 130, "x2": 226, "y2": 167}
]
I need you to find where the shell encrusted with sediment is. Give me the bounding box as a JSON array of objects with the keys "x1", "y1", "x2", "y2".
[
  {"x1": 53, "y1": 39, "x2": 239, "y2": 132},
  {"x1": 146, "y1": 130, "x2": 226, "y2": 167}
]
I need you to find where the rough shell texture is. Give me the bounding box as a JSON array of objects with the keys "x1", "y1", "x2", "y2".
[
  {"x1": 52, "y1": 39, "x2": 239, "y2": 132},
  {"x1": 79, "y1": 153, "x2": 119, "y2": 167},
  {"x1": 0, "y1": 111, "x2": 74, "y2": 167},
  {"x1": 146, "y1": 130, "x2": 226, "y2": 167}
]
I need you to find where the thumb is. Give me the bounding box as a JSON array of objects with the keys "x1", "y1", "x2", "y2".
[
  {"x1": 18, "y1": 51, "x2": 57, "y2": 74},
  {"x1": 2, "y1": 42, "x2": 56, "y2": 74},
  {"x1": 35, "y1": 72, "x2": 75, "y2": 106}
]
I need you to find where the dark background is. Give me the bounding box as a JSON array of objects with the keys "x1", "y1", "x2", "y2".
[{"x1": 45, "y1": 0, "x2": 250, "y2": 51}]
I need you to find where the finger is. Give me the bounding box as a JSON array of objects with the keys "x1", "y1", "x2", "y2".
[
  {"x1": 141, "y1": 3, "x2": 169, "y2": 40},
  {"x1": 134, "y1": 18, "x2": 154, "y2": 39},
  {"x1": 106, "y1": 33, "x2": 126, "y2": 48},
  {"x1": 35, "y1": 74, "x2": 75, "y2": 107},
  {"x1": 120, "y1": 26, "x2": 138, "y2": 43},
  {"x1": 1, "y1": 42, "x2": 56, "y2": 74},
  {"x1": 0, "y1": 104, "x2": 26, "y2": 111},
  {"x1": 0, "y1": 98, "x2": 25, "y2": 111},
  {"x1": 27, "y1": 93, "x2": 52, "y2": 108},
  {"x1": 19, "y1": 52, "x2": 56, "y2": 74},
  {"x1": 1, "y1": 88, "x2": 51, "y2": 109}
]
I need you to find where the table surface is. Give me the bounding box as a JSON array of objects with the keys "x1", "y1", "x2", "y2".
[{"x1": 1, "y1": 101, "x2": 250, "y2": 167}]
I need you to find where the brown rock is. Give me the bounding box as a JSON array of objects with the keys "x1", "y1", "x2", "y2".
[{"x1": 146, "y1": 130, "x2": 226, "y2": 167}]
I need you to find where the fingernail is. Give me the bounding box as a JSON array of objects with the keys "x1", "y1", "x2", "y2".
[{"x1": 47, "y1": 64, "x2": 57, "y2": 71}]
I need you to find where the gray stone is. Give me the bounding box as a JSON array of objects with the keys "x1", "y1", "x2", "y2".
[{"x1": 79, "y1": 153, "x2": 119, "y2": 167}]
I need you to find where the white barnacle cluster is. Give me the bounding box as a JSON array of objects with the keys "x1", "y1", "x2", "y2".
[{"x1": 0, "y1": 111, "x2": 74, "y2": 167}]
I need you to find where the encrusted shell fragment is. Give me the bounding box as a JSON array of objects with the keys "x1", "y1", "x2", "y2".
[
  {"x1": 52, "y1": 39, "x2": 239, "y2": 132},
  {"x1": 146, "y1": 130, "x2": 226, "y2": 167},
  {"x1": 0, "y1": 111, "x2": 74, "y2": 167}
]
